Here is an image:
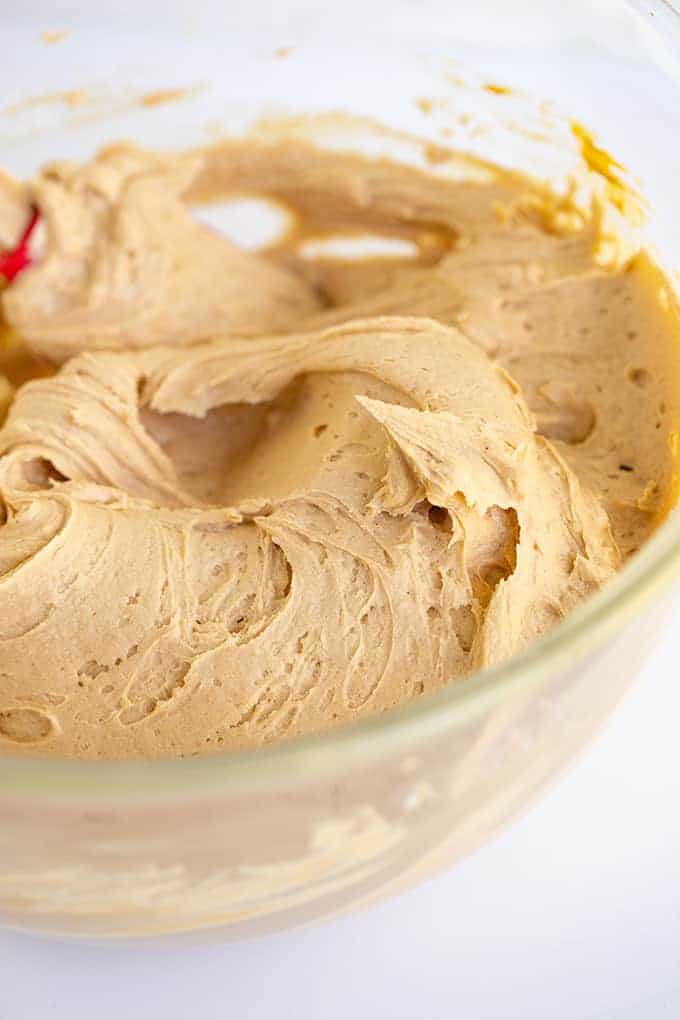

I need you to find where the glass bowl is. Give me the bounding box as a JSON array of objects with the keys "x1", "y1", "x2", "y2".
[{"x1": 0, "y1": 0, "x2": 679, "y2": 939}]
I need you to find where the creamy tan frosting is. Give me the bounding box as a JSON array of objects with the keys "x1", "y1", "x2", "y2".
[
  {"x1": 2, "y1": 147, "x2": 320, "y2": 361},
  {"x1": 0, "y1": 120, "x2": 678, "y2": 758}
]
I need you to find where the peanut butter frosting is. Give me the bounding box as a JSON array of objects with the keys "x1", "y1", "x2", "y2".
[{"x1": 0, "y1": 120, "x2": 677, "y2": 758}]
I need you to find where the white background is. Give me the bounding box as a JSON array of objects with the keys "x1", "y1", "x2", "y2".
[
  {"x1": 1, "y1": 592, "x2": 678, "y2": 1020},
  {"x1": 2, "y1": 3, "x2": 680, "y2": 1016}
]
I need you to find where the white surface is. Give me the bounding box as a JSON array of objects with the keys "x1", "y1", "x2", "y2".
[{"x1": 1, "y1": 593, "x2": 679, "y2": 1019}]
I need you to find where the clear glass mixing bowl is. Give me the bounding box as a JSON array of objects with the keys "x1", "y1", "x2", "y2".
[{"x1": 0, "y1": 0, "x2": 679, "y2": 939}]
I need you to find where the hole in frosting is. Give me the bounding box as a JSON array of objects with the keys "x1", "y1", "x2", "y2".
[
  {"x1": 534, "y1": 383, "x2": 596, "y2": 446},
  {"x1": 538, "y1": 407, "x2": 596, "y2": 444},
  {"x1": 427, "y1": 504, "x2": 453, "y2": 533},
  {"x1": 0, "y1": 707, "x2": 53, "y2": 743},
  {"x1": 119, "y1": 698, "x2": 157, "y2": 726},
  {"x1": 77, "y1": 660, "x2": 109, "y2": 681},
  {"x1": 232, "y1": 683, "x2": 292, "y2": 730},
  {"x1": 450, "y1": 605, "x2": 477, "y2": 654},
  {"x1": 466, "y1": 506, "x2": 519, "y2": 608},
  {"x1": 192, "y1": 197, "x2": 292, "y2": 251},
  {"x1": 22, "y1": 457, "x2": 68, "y2": 489},
  {"x1": 628, "y1": 367, "x2": 651, "y2": 388}
]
